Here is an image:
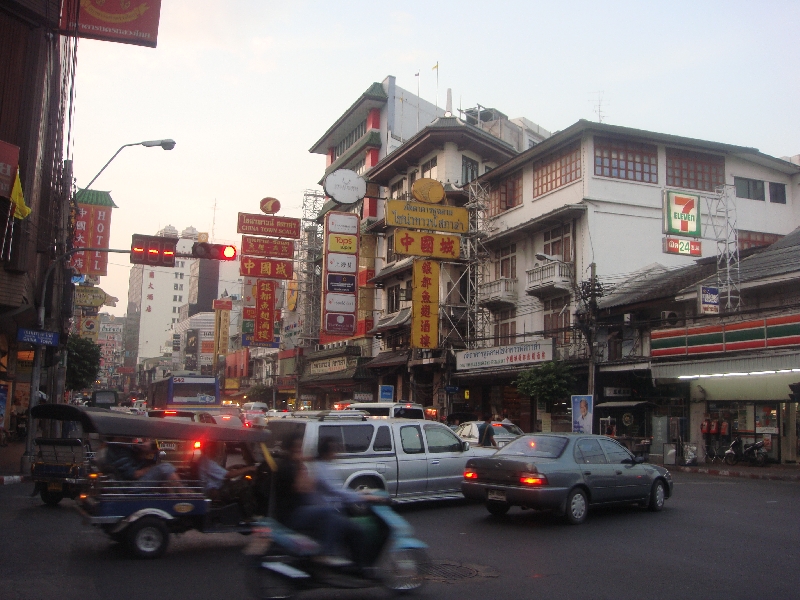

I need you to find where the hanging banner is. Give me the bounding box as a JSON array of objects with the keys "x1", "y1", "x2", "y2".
[
  {"x1": 411, "y1": 259, "x2": 439, "y2": 349},
  {"x1": 59, "y1": 0, "x2": 163, "y2": 48},
  {"x1": 239, "y1": 256, "x2": 294, "y2": 279},
  {"x1": 394, "y1": 229, "x2": 461, "y2": 259},
  {"x1": 254, "y1": 280, "x2": 276, "y2": 343},
  {"x1": 241, "y1": 235, "x2": 294, "y2": 258},
  {"x1": 213, "y1": 307, "x2": 231, "y2": 358},
  {"x1": 386, "y1": 200, "x2": 468, "y2": 234},
  {"x1": 237, "y1": 213, "x2": 301, "y2": 238},
  {"x1": 70, "y1": 203, "x2": 113, "y2": 276}
]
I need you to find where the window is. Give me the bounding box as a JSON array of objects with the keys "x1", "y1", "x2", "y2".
[
  {"x1": 179, "y1": 284, "x2": 184, "y2": 291},
  {"x1": 373, "y1": 425, "x2": 393, "y2": 452},
  {"x1": 607, "y1": 330, "x2": 622, "y2": 361},
  {"x1": 174, "y1": 283, "x2": 179, "y2": 290},
  {"x1": 180, "y1": 273, "x2": 184, "y2": 279},
  {"x1": 351, "y1": 157, "x2": 367, "y2": 176},
  {"x1": 179, "y1": 296, "x2": 183, "y2": 302},
  {"x1": 734, "y1": 177, "x2": 765, "y2": 201},
  {"x1": 769, "y1": 182, "x2": 786, "y2": 204},
  {"x1": 598, "y1": 438, "x2": 632, "y2": 464},
  {"x1": 421, "y1": 156, "x2": 437, "y2": 180},
  {"x1": 544, "y1": 295, "x2": 571, "y2": 345},
  {"x1": 173, "y1": 295, "x2": 178, "y2": 301},
  {"x1": 666, "y1": 148, "x2": 724, "y2": 192},
  {"x1": 489, "y1": 171, "x2": 522, "y2": 215},
  {"x1": 423, "y1": 425, "x2": 462, "y2": 453},
  {"x1": 387, "y1": 284, "x2": 401, "y2": 314},
  {"x1": 494, "y1": 308, "x2": 516, "y2": 347},
  {"x1": 533, "y1": 142, "x2": 581, "y2": 198},
  {"x1": 462, "y1": 155, "x2": 479, "y2": 185},
  {"x1": 575, "y1": 438, "x2": 607, "y2": 464},
  {"x1": 594, "y1": 137, "x2": 657, "y2": 183},
  {"x1": 331, "y1": 118, "x2": 367, "y2": 162},
  {"x1": 494, "y1": 244, "x2": 516, "y2": 280},
  {"x1": 385, "y1": 234, "x2": 396, "y2": 264},
  {"x1": 174, "y1": 272, "x2": 179, "y2": 279},
  {"x1": 400, "y1": 426, "x2": 424, "y2": 454},
  {"x1": 543, "y1": 224, "x2": 572, "y2": 262},
  {"x1": 172, "y1": 306, "x2": 178, "y2": 313},
  {"x1": 528, "y1": 139, "x2": 536, "y2": 149},
  {"x1": 318, "y1": 424, "x2": 373, "y2": 453},
  {"x1": 390, "y1": 179, "x2": 405, "y2": 199}
]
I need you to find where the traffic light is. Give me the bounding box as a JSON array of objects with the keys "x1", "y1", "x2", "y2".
[
  {"x1": 130, "y1": 234, "x2": 177, "y2": 267},
  {"x1": 191, "y1": 242, "x2": 237, "y2": 261}
]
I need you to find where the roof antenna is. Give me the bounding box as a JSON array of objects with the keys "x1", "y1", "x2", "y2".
[{"x1": 591, "y1": 91, "x2": 606, "y2": 123}]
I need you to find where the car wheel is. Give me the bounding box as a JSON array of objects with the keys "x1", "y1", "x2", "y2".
[
  {"x1": 485, "y1": 501, "x2": 510, "y2": 517},
  {"x1": 564, "y1": 488, "x2": 588, "y2": 525},
  {"x1": 127, "y1": 516, "x2": 169, "y2": 559},
  {"x1": 648, "y1": 480, "x2": 666, "y2": 512},
  {"x1": 349, "y1": 476, "x2": 384, "y2": 493},
  {"x1": 40, "y1": 488, "x2": 64, "y2": 506}
]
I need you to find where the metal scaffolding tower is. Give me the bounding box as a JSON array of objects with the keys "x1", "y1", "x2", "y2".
[
  {"x1": 463, "y1": 179, "x2": 493, "y2": 348},
  {"x1": 296, "y1": 189, "x2": 325, "y2": 347},
  {"x1": 704, "y1": 184, "x2": 741, "y2": 311}
]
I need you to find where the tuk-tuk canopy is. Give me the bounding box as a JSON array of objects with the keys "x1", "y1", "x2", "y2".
[{"x1": 31, "y1": 404, "x2": 270, "y2": 444}]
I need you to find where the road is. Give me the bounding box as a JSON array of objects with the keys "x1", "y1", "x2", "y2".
[{"x1": 1, "y1": 472, "x2": 798, "y2": 600}]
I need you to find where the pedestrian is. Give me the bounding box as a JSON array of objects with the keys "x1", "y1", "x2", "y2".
[{"x1": 477, "y1": 414, "x2": 498, "y2": 448}]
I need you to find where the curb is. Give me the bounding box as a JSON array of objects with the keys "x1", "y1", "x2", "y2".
[
  {"x1": 0, "y1": 475, "x2": 31, "y2": 485},
  {"x1": 672, "y1": 466, "x2": 800, "y2": 482}
]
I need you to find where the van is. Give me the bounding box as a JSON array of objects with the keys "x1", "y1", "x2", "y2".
[
  {"x1": 343, "y1": 402, "x2": 425, "y2": 420},
  {"x1": 242, "y1": 402, "x2": 269, "y2": 413}
]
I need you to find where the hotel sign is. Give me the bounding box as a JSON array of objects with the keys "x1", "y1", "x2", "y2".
[{"x1": 386, "y1": 200, "x2": 468, "y2": 234}]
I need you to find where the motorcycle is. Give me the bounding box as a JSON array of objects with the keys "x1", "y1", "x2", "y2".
[
  {"x1": 724, "y1": 437, "x2": 768, "y2": 466},
  {"x1": 244, "y1": 500, "x2": 428, "y2": 599}
]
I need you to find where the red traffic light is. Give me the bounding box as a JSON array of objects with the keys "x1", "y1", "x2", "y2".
[
  {"x1": 130, "y1": 234, "x2": 177, "y2": 267},
  {"x1": 191, "y1": 242, "x2": 237, "y2": 261}
]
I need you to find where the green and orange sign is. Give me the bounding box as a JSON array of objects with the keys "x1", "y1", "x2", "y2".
[{"x1": 664, "y1": 191, "x2": 701, "y2": 237}]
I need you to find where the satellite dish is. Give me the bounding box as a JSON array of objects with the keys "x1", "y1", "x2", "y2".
[
  {"x1": 324, "y1": 169, "x2": 366, "y2": 205},
  {"x1": 411, "y1": 178, "x2": 445, "y2": 204}
]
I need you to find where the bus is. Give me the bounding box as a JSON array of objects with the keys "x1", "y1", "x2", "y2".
[{"x1": 147, "y1": 373, "x2": 221, "y2": 411}]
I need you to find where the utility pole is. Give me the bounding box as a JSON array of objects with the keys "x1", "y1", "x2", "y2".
[{"x1": 587, "y1": 262, "x2": 597, "y2": 401}]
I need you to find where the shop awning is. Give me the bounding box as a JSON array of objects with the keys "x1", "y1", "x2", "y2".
[
  {"x1": 369, "y1": 307, "x2": 411, "y2": 334},
  {"x1": 452, "y1": 364, "x2": 529, "y2": 382},
  {"x1": 595, "y1": 401, "x2": 655, "y2": 409},
  {"x1": 365, "y1": 350, "x2": 410, "y2": 369},
  {"x1": 651, "y1": 350, "x2": 800, "y2": 379},
  {"x1": 368, "y1": 258, "x2": 413, "y2": 284}
]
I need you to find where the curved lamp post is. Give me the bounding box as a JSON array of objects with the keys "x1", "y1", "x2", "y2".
[{"x1": 80, "y1": 138, "x2": 176, "y2": 192}]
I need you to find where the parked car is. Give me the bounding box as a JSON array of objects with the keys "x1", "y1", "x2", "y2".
[
  {"x1": 241, "y1": 410, "x2": 267, "y2": 429},
  {"x1": 453, "y1": 421, "x2": 524, "y2": 448},
  {"x1": 266, "y1": 412, "x2": 495, "y2": 503},
  {"x1": 462, "y1": 433, "x2": 673, "y2": 523},
  {"x1": 343, "y1": 402, "x2": 425, "y2": 419}
]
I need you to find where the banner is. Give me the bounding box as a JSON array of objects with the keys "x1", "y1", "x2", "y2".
[
  {"x1": 59, "y1": 0, "x2": 163, "y2": 48},
  {"x1": 241, "y1": 235, "x2": 294, "y2": 258},
  {"x1": 71, "y1": 203, "x2": 113, "y2": 276},
  {"x1": 411, "y1": 259, "x2": 439, "y2": 349},
  {"x1": 240, "y1": 256, "x2": 293, "y2": 279},
  {"x1": 572, "y1": 395, "x2": 593, "y2": 434},
  {"x1": 254, "y1": 280, "x2": 276, "y2": 344},
  {"x1": 394, "y1": 228, "x2": 460, "y2": 259}
]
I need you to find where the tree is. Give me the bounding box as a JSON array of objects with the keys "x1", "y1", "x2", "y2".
[
  {"x1": 244, "y1": 383, "x2": 272, "y2": 406},
  {"x1": 514, "y1": 360, "x2": 575, "y2": 411},
  {"x1": 65, "y1": 334, "x2": 101, "y2": 391}
]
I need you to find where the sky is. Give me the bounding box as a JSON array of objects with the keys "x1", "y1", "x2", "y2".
[{"x1": 69, "y1": 0, "x2": 800, "y2": 316}]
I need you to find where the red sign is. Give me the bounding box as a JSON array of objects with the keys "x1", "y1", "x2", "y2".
[
  {"x1": 237, "y1": 213, "x2": 301, "y2": 239},
  {"x1": 240, "y1": 256, "x2": 294, "y2": 279},
  {"x1": 243, "y1": 307, "x2": 256, "y2": 320},
  {"x1": 260, "y1": 197, "x2": 281, "y2": 214},
  {"x1": 212, "y1": 299, "x2": 233, "y2": 311},
  {"x1": 241, "y1": 235, "x2": 294, "y2": 259},
  {"x1": 116, "y1": 366, "x2": 135, "y2": 374},
  {"x1": 60, "y1": 0, "x2": 163, "y2": 48},
  {"x1": 254, "y1": 280, "x2": 276, "y2": 344},
  {"x1": 71, "y1": 204, "x2": 113, "y2": 275},
  {"x1": 663, "y1": 237, "x2": 702, "y2": 257},
  {"x1": 0, "y1": 140, "x2": 20, "y2": 198}
]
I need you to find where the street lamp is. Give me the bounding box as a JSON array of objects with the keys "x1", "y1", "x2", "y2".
[{"x1": 81, "y1": 139, "x2": 176, "y2": 191}]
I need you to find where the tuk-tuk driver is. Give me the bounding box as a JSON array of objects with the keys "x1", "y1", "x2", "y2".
[{"x1": 196, "y1": 442, "x2": 258, "y2": 517}]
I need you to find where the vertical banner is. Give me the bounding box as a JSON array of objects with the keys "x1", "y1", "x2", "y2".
[
  {"x1": 71, "y1": 203, "x2": 113, "y2": 275},
  {"x1": 213, "y1": 307, "x2": 231, "y2": 358},
  {"x1": 411, "y1": 259, "x2": 439, "y2": 349},
  {"x1": 322, "y1": 212, "x2": 360, "y2": 336},
  {"x1": 571, "y1": 395, "x2": 593, "y2": 434},
  {"x1": 254, "y1": 280, "x2": 276, "y2": 343}
]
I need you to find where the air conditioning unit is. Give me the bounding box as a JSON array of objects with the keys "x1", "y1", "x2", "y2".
[{"x1": 661, "y1": 311, "x2": 681, "y2": 327}]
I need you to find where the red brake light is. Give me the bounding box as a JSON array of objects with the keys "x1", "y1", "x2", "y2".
[
  {"x1": 193, "y1": 441, "x2": 202, "y2": 449},
  {"x1": 164, "y1": 411, "x2": 177, "y2": 415},
  {"x1": 493, "y1": 423, "x2": 502, "y2": 427},
  {"x1": 406, "y1": 404, "x2": 412, "y2": 408},
  {"x1": 464, "y1": 470, "x2": 478, "y2": 480},
  {"x1": 244, "y1": 422, "x2": 251, "y2": 427},
  {"x1": 519, "y1": 472, "x2": 547, "y2": 486}
]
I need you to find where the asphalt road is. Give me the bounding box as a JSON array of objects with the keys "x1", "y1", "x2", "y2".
[{"x1": 1, "y1": 472, "x2": 798, "y2": 600}]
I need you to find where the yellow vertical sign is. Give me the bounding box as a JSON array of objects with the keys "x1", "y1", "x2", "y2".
[
  {"x1": 411, "y1": 259, "x2": 439, "y2": 349},
  {"x1": 214, "y1": 309, "x2": 231, "y2": 357}
]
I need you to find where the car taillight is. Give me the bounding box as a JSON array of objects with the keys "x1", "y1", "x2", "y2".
[
  {"x1": 164, "y1": 411, "x2": 177, "y2": 415},
  {"x1": 244, "y1": 422, "x2": 251, "y2": 427},
  {"x1": 519, "y1": 472, "x2": 547, "y2": 486},
  {"x1": 193, "y1": 441, "x2": 202, "y2": 449},
  {"x1": 464, "y1": 470, "x2": 478, "y2": 480}
]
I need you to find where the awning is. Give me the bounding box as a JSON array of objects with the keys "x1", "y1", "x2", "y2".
[
  {"x1": 651, "y1": 350, "x2": 800, "y2": 379},
  {"x1": 365, "y1": 350, "x2": 410, "y2": 369},
  {"x1": 368, "y1": 258, "x2": 413, "y2": 284},
  {"x1": 369, "y1": 307, "x2": 411, "y2": 334},
  {"x1": 452, "y1": 365, "x2": 529, "y2": 382},
  {"x1": 595, "y1": 401, "x2": 655, "y2": 409}
]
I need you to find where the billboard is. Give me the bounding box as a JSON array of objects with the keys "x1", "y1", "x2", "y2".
[
  {"x1": 322, "y1": 212, "x2": 359, "y2": 336},
  {"x1": 386, "y1": 200, "x2": 468, "y2": 234},
  {"x1": 236, "y1": 213, "x2": 301, "y2": 238},
  {"x1": 70, "y1": 203, "x2": 113, "y2": 276},
  {"x1": 663, "y1": 191, "x2": 701, "y2": 237},
  {"x1": 455, "y1": 340, "x2": 553, "y2": 370}
]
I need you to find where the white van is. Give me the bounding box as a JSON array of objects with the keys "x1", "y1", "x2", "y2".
[
  {"x1": 343, "y1": 402, "x2": 425, "y2": 420},
  {"x1": 242, "y1": 402, "x2": 269, "y2": 412}
]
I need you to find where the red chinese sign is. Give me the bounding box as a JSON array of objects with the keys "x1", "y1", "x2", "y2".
[
  {"x1": 0, "y1": 140, "x2": 19, "y2": 198},
  {"x1": 254, "y1": 280, "x2": 276, "y2": 343},
  {"x1": 240, "y1": 256, "x2": 294, "y2": 279},
  {"x1": 212, "y1": 299, "x2": 233, "y2": 311},
  {"x1": 60, "y1": 0, "x2": 163, "y2": 48},
  {"x1": 243, "y1": 307, "x2": 256, "y2": 320},
  {"x1": 411, "y1": 259, "x2": 439, "y2": 349},
  {"x1": 241, "y1": 235, "x2": 294, "y2": 258},
  {"x1": 394, "y1": 228, "x2": 460, "y2": 259},
  {"x1": 237, "y1": 213, "x2": 301, "y2": 239},
  {"x1": 71, "y1": 204, "x2": 113, "y2": 275}
]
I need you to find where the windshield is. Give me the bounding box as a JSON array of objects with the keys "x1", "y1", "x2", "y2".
[
  {"x1": 93, "y1": 391, "x2": 116, "y2": 405},
  {"x1": 172, "y1": 382, "x2": 216, "y2": 404},
  {"x1": 497, "y1": 423, "x2": 524, "y2": 436},
  {"x1": 496, "y1": 435, "x2": 568, "y2": 458}
]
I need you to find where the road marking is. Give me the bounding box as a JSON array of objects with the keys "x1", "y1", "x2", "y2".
[{"x1": 766, "y1": 500, "x2": 777, "y2": 503}]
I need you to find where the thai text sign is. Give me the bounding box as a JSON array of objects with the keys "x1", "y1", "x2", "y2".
[
  {"x1": 309, "y1": 356, "x2": 349, "y2": 375},
  {"x1": 456, "y1": 340, "x2": 553, "y2": 370},
  {"x1": 411, "y1": 259, "x2": 439, "y2": 349},
  {"x1": 241, "y1": 235, "x2": 294, "y2": 258},
  {"x1": 74, "y1": 286, "x2": 108, "y2": 307},
  {"x1": 699, "y1": 285, "x2": 719, "y2": 315},
  {"x1": 386, "y1": 200, "x2": 468, "y2": 234},
  {"x1": 664, "y1": 191, "x2": 701, "y2": 237},
  {"x1": 663, "y1": 237, "x2": 701, "y2": 256},
  {"x1": 240, "y1": 256, "x2": 293, "y2": 279},
  {"x1": 254, "y1": 280, "x2": 276, "y2": 343},
  {"x1": 327, "y1": 274, "x2": 356, "y2": 293},
  {"x1": 237, "y1": 213, "x2": 301, "y2": 238},
  {"x1": 394, "y1": 228, "x2": 460, "y2": 259},
  {"x1": 59, "y1": 0, "x2": 163, "y2": 48},
  {"x1": 71, "y1": 203, "x2": 113, "y2": 275}
]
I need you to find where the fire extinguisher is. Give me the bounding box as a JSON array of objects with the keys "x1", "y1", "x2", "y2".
[
  {"x1": 720, "y1": 421, "x2": 729, "y2": 436},
  {"x1": 709, "y1": 419, "x2": 719, "y2": 435},
  {"x1": 701, "y1": 419, "x2": 710, "y2": 434}
]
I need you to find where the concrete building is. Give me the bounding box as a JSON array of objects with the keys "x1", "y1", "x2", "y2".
[{"x1": 97, "y1": 313, "x2": 125, "y2": 389}]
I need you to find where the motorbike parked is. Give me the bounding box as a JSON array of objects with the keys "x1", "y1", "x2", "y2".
[
  {"x1": 724, "y1": 437, "x2": 768, "y2": 466},
  {"x1": 244, "y1": 499, "x2": 428, "y2": 599}
]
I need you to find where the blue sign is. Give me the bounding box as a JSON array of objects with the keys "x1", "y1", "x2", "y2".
[
  {"x1": 71, "y1": 274, "x2": 86, "y2": 284},
  {"x1": 17, "y1": 328, "x2": 60, "y2": 347},
  {"x1": 327, "y1": 274, "x2": 356, "y2": 293},
  {"x1": 378, "y1": 385, "x2": 394, "y2": 402},
  {"x1": 444, "y1": 385, "x2": 459, "y2": 394},
  {"x1": 241, "y1": 333, "x2": 279, "y2": 348}
]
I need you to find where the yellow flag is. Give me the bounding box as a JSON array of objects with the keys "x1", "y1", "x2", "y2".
[
  {"x1": 432, "y1": 61, "x2": 438, "y2": 70},
  {"x1": 11, "y1": 172, "x2": 30, "y2": 219}
]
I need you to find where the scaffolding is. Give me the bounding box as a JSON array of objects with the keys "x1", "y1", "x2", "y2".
[
  {"x1": 704, "y1": 184, "x2": 740, "y2": 311},
  {"x1": 462, "y1": 179, "x2": 493, "y2": 348},
  {"x1": 295, "y1": 189, "x2": 325, "y2": 348}
]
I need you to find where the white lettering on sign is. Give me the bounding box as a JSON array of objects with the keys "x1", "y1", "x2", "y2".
[{"x1": 456, "y1": 341, "x2": 553, "y2": 371}]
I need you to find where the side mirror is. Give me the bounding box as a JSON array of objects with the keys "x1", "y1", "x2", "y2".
[
  {"x1": 634, "y1": 455, "x2": 645, "y2": 464},
  {"x1": 462, "y1": 441, "x2": 470, "y2": 452}
]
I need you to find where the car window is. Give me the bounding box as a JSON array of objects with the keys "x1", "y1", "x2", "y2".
[
  {"x1": 394, "y1": 408, "x2": 424, "y2": 419},
  {"x1": 342, "y1": 424, "x2": 374, "y2": 453},
  {"x1": 399, "y1": 425, "x2": 424, "y2": 454},
  {"x1": 575, "y1": 438, "x2": 608, "y2": 464},
  {"x1": 360, "y1": 407, "x2": 390, "y2": 416},
  {"x1": 497, "y1": 435, "x2": 568, "y2": 458},
  {"x1": 423, "y1": 425, "x2": 462, "y2": 453},
  {"x1": 199, "y1": 413, "x2": 216, "y2": 424},
  {"x1": 265, "y1": 421, "x2": 306, "y2": 450},
  {"x1": 373, "y1": 425, "x2": 393, "y2": 452},
  {"x1": 498, "y1": 423, "x2": 523, "y2": 436},
  {"x1": 598, "y1": 437, "x2": 633, "y2": 464}
]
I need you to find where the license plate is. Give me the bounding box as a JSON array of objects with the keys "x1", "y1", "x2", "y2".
[
  {"x1": 159, "y1": 443, "x2": 176, "y2": 450},
  {"x1": 487, "y1": 489, "x2": 506, "y2": 502},
  {"x1": 47, "y1": 482, "x2": 63, "y2": 491}
]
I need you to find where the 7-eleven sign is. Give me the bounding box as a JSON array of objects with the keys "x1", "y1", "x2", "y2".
[{"x1": 664, "y1": 191, "x2": 701, "y2": 237}]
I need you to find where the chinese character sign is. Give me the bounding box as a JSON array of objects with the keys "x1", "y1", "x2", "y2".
[
  {"x1": 239, "y1": 256, "x2": 293, "y2": 279},
  {"x1": 71, "y1": 203, "x2": 113, "y2": 275},
  {"x1": 394, "y1": 228, "x2": 460, "y2": 259},
  {"x1": 411, "y1": 259, "x2": 439, "y2": 349},
  {"x1": 254, "y1": 280, "x2": 276, "y2": 343},
  {"x1": 240, "y1": 235, "x2": 294, "y2": 259}
]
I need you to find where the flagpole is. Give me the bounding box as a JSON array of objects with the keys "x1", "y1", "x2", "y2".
[
  {"x1": 433, "y1": 61, "x2": 439, "y2": 111},
  {"x1": 415, "y1": 71, "x2": 420, "y2": 132}
]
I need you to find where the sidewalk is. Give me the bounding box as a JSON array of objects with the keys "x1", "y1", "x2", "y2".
[
  {"x1": 659, "y1": 459, "x2": 800, "y2": 482},
  {"x1": 0, "y1": 441, "x2": 30, "y2": 484}
]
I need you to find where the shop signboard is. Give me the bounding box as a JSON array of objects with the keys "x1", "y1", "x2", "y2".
[
  {"x1": 16, "y1": 328, "x2": 59, "y2": 347},
  {"x1": 309, "y1": 356, "x2": 349, "y2": 375},
  {"x1": 237, "y1": 213, "x2": 301, "y2": 238},
  {"x1": 70, "y1": 203, "x2": 113, "y2": 276},
  {"x1": 663, "y1": 237, "x2": 702, "y2": 256},
  {"x1": 394, "y1": 228, "x2": 460, "y2": 259},
  {"x1": 379, "y1": 385, "x2": 394, "y2": 402},
  {"x1": 411, "y1": 259, "x2": 439, "y2": 349},
  {"x1": 212, "y1": 299, "x2": 233, "y2": 311},
  {"x1": 327, "y1": 274, "x2": 356, "y2": 293},
  {"x1": 254, "y1": 280, "x2": 276, "y2": 344},
  {"x1": 325, "y1": 293, "x2": 356, "y2": 314},
  {"x1": 242, "y1": 320, "x2": 254, "y2": 334},
  {"x1": 663, "y1": 191, "x2": 701, "y2": 237},
  {"x1": 326, "y1": 253, "x2": 357, "y2": 274},
  {"x1": 322, "y1": 212, "x2": 359, "y2": 336},
  {"x1": 325, "y1": 313, "x2": 355, "y2": 334},
  {"x1": 241, "y1": 235, "x2": 294, "y2": 259},
  {"x1": 240, "y1": 256, "x2": 293, "y2": 279},
  {"x1": 386, "y1": 200, "x2": 468, "y2": 234},
  {"x1": 243, "y1": 307, "x2": 256, "y2": 320},
  {"x1": 455, "y1": 339, "x2": 553, "y2": 370},
  {"x1": 59, "y1": 0, "x2": 163, "y2": 48},
  {"x1": 327, "y1": 211, "x2": 360, "y2": 234},
  {"x1": 323, "y1": 169, "x2": 367, "y2": 205},
  {"x1": 698, "y1": 285, "x2": 719, "y2": 315},
  {"x1": 74, "y1": 286, "x2": 108, "y2": 307}
]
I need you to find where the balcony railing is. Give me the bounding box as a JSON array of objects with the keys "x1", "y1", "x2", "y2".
[
  {"x1": 477, "y1": 277, "x2": 518, "y2": 309},
  {"x1": 525, "y1": 262, "x2": 573, "y2": 297}
]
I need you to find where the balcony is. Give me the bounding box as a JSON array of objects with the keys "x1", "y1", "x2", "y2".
[
  {"x1": 525, "y1": 262, "x2": 573, "y2": 297},
  {"x1": 477, "y1": 278, "x2": 518, "y2": 309}
]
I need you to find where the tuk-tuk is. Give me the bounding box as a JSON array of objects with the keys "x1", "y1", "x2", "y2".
[{"x1": 35, "y1": 405, "x2": 273, "y2": 558}]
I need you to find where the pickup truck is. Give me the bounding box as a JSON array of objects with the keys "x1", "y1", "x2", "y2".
[{"x1": 265, "y1": 414, "x2": 497, "y2": 503}]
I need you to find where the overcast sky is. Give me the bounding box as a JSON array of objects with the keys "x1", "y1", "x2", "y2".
[{"x1": 69, "y1": 0, "x2": 799, "y2": 316}]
